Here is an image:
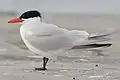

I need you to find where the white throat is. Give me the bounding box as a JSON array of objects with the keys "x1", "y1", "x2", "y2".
[{"x1": 22, "y1": 17, "x2": 42, "y2": 25}]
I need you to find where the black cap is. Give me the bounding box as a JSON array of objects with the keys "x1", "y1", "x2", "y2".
[{"x1": 19, "y1": 10, "x2": 41, "y2": 19}]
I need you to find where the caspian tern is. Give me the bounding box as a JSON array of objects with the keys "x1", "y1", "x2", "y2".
[{"x1": 8, "y1": 10, "x2": 112, "y2": 70}]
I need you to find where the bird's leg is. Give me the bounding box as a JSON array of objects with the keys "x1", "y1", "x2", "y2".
[
  {"x1": 35, "y1": 57, "x2": 49, "y2": 71},
  {"x1": 43, "y1": 57, "x2": 49, "y2": 69}
]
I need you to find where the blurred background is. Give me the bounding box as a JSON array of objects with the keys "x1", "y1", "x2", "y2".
[
  {"x1": 0, "y1": 0, "x2": 119, "y2": 58},
  {"x1": 0, "y1": 0, "x2": 120, "y2": 79},
  {"x1": 1, "y1": 0, "x2": 120, "y2": 14}
]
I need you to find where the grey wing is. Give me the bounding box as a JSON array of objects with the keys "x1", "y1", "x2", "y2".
[
  {"x1": 26, "y1": 25, "x2": 90, "y2": 52},
  {"x1": 25, "y1": 23, "x2": 76, "y2": 52},
  {"x1": 26, "y1": 33, "x2": 74, "y2": 52}
]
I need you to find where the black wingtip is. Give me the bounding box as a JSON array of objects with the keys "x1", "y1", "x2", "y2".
[
  {"x1": 71, "y1": 43, "x2": 112, "y2": 49},
  {"x1": 105, "y1": 43, "x2": 112, "y2": 47}
]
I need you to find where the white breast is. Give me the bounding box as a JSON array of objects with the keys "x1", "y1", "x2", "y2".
[{"x1": 20, "y1": 25, "x2": 46, "y2": 56}]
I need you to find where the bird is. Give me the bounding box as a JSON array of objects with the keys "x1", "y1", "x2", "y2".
[{"x1": 8, "y1": 10, "x2": 112, "y2": 71}]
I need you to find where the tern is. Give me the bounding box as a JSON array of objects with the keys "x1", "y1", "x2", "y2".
[{"x1": 8, "y1": 10, "x2": 112, "y2": 70}]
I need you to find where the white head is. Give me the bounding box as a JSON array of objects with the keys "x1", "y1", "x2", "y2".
[{"x1": 8, "y1": 10, "x2": 42, "y2": 24}]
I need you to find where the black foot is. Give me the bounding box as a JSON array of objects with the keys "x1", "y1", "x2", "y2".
[{"x1": 35, "y1": 68, "x2": 47, "y2": 71}]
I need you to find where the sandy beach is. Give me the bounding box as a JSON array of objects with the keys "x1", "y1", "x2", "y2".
[{"x1": 0, "y1": 13, "x2": 119, "y2": 80}]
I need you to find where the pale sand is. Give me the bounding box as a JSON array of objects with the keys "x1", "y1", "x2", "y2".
[{"x1": 0, "y1": 14, "x2": 119, "y2": 80}]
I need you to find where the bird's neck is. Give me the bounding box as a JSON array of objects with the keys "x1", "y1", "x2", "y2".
[{"x1": 22, "y1": 17, "x2": 42, "y2": 25}]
